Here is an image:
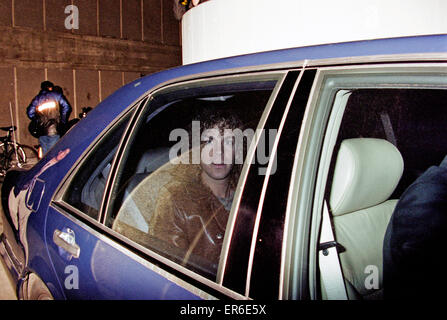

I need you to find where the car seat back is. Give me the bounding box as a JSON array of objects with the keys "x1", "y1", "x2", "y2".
[{"x1": 329, "y1": 138, "x2": 403, "y2": 299}]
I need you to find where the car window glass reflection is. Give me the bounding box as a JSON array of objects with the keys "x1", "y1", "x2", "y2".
[
  {"x1": 109, "y1": 77, "x2": 279, "y2": 280},
  {"x1": 150, "y1": 109, "x2": 242, "y2": 276}
]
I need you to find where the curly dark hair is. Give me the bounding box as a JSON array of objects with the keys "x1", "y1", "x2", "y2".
[{"x1": 196, "y1": 107, "x2": 243, "y2": 133}]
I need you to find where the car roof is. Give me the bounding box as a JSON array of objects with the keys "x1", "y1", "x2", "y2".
[
  {"x1": 117, "y1": 34, "x2": 447, "y2": 109},
  {"x1": 61, "y1": 34, "x2": 447, "y2": 162}
]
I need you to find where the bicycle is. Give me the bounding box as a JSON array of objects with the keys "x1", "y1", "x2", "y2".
[{"x1": 0, "y1": 125, "x2": 32, "y2": 178}]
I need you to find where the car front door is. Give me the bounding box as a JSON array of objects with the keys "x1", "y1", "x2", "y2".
[{"x1": 285, "y1": 61, "x2": 447, "y2": 300}]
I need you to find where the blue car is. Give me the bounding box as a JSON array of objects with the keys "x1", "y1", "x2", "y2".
[{"x1": 1, "y1": 34, "x2": 447, "y2": 300}]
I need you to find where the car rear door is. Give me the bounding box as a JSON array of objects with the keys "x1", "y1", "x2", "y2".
[{"x1": 46, "y1": 69, "x2": 302, "y2": 299}]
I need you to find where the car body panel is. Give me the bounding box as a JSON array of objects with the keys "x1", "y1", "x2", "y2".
[{"x1": 45, "y1": 206, "x2": 202, "y2": 299}]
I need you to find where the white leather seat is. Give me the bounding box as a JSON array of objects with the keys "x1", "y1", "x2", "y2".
[{"x1": 329, "y1": 138, "x2": 403, "y2": 299}]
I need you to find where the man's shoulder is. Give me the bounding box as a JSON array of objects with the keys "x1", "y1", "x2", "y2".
[{"x1": 164, "y1": 177, "x2": 207, "y2": 199}]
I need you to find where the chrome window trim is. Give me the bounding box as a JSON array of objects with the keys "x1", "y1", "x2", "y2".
[
  {"x1": 302, "y1": 53, "x2": 447, "y2": 68},
  {"x1": 145, "y1": 53, "x2": 447, "y2": 91},
  {"x1": 280, "y1": 62, "x2": 447, "y2": 300},
  {"x1": 276, "y1": 68, "x2": 319, "y2": 299},
  {"x1": 242, "y1": 70, "x2": 305, "y2": 298},
  {"x1": 216, "y1": 72, "x2": 289, "y2": 284},
  {"x1": 278, "y1": 70, "x2": 322, "y2": 300}
]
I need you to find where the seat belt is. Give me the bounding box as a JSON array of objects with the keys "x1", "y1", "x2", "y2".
[{"x1": 318, "y1": 201, "x2": 348, "y2": 300}]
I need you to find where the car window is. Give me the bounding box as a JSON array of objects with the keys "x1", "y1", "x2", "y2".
[
  {"x1": 62, "y1": 110, "x2": 133, "y2": 219},
  {"x1": 312, "y1": 68, "x2": 447, "y2": 300},
  {"x1": 105, "y1": 73, "x2": 283, "y2": 281}
]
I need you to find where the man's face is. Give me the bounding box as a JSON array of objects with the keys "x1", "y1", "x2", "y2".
[{"x1": 200, "y1": 125, "x2": 235, "y2": 181}]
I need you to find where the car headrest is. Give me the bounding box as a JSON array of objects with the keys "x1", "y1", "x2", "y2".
[
  {"x1": 329, "y1": 138, "x2": 403, "y2": 216},
  {"x1": 136, "y1": 147, "x2": 170, "y2": 174}
]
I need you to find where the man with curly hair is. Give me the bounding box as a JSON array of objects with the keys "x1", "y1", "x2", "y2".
[{"x1": 151, "y1": 108, "x2": 243, "y2": 277}]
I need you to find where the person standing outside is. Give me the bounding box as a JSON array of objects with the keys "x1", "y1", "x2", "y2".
[{"x1": 26, "y1": 81, "x2": 72, "y2": 155}]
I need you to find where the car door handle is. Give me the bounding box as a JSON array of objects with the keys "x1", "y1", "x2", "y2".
[{"x1": 53, "y1": 229, "x2": 80, "y2": 259}]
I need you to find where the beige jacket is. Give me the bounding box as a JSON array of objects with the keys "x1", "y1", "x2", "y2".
[{"x1": 151, "y1": 165, "x2": 230, "y2": 276}]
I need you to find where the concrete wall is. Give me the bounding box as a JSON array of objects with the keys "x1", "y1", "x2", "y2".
[{"x1": 0, "y1": 0, "x2": 181, "y2": 146}]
